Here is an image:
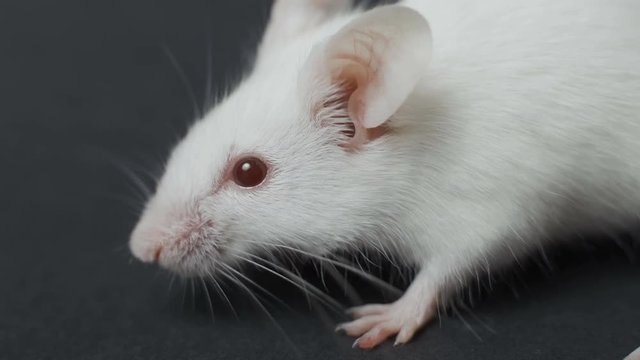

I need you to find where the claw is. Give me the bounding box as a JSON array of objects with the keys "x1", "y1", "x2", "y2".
[
  {"x1": 355, "y1": 324, "x2": 398, "y2": 349},
  {"x1": 339, "y1": 269, "x2": 438, "y2": 349},
  {"x1": 394, "y1": 324, "x2": 418, "y2": 345},
  {"x1": 338, "y1": 298, "x2": 436, "y2": 349}
]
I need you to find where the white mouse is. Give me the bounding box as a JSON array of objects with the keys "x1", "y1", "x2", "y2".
[{"x1": 129, "y1": 0, "x2": 640, "y2": 349}]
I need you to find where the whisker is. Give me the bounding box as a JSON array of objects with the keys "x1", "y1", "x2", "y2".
[
  {"x1": 262, "y1": 259, "x2": 346, "y2": 315},
  {"x1": 611, "y1": 233, "x2": 637, "y2": 262},
  {"x1": 324, "y1": 263, "x2": 363, "y2": 305},
  {"x1": 457, "y1": 302, "x2": 496, "y2": 334},
  {"x1": 110, "y1": 194, "x2": 147, "y2": 217},
  {"x1": 190, "y1": 278, "x2": 196, "y2": 311},
  {"x1": 207, "y1": 270, "x2": 238, "y2": 319},
  {"x1": 99, "y1": 151, "x2": 153, "y2": 204},
  {"x1": 168, "y1": 273, "x2": 177, "y2": 293},
  {"x1": 203, "y1": 25, "x2": 214, "y2": 113},
  {"x1": 200, "y1": 277, "x2": 216, "y2": 323},
  {"x1": 436, "y1": 294, "x2": 443, "y2": 328},
  {"x1": 244, "y1": 241, "x2": 402, "y2": 296},
  {"x1": 450, "y1": 301, "x2": 483, "y2": 341},
  {"x1": 112, "y1": 243, "x2": 130, "y2": 254},
  {"x1": 280, "y1": 255, "x2": 312, "y2": 308},
  {"x1": 221, "y1": 263, "x2": 292, "y2": 311},
  {"x1": 161, "y1": 44, "x2": 203, "y2": 121},
  {"x1": 181, "y1": 279, "x2": 188, "y2": 311},
  {"x1": 332, "y1": 253, "x2": 402, "y2": 296},
  {"x1": 233, "y1": 252, "x2": 345, "y2": 314},
  {"x1": 217, "y1": 270, "x2": 301, "y2": 356}
]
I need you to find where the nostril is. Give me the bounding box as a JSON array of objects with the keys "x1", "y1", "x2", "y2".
[{"x1": 153, "y1": 246, "x2": 163, "y2": 263}]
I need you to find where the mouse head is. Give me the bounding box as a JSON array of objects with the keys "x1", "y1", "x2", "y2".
[{"x1": 129, "y1": 4, "x2": 431, "y2": 277}]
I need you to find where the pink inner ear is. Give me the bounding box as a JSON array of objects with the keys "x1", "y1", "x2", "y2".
[
  {"x1": 331, "y1": 54, "x2": 388, "y2": 150},
  {"x1": 308, "y1": 5, "x2": 431, "y2": 150},
  {"x1": 345, "y1": 78, "x2": 368, "y2": 149}
]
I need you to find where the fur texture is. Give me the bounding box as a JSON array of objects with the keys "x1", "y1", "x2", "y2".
[{"x1": 130, "y1": 0, "x2": 640, "y2": 349}]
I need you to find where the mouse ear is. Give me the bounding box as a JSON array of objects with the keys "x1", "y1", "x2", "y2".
[
  {"x1": 306, "y1": 5, "x2": 432, "y2": 147},
  {"x1": 258, "y1": 0, "x2": 352, "y2": 60}
]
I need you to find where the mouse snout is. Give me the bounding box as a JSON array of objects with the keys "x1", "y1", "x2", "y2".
[
  {"x1": 152, "y1": 246, "x2": 163, "y2": 262},
  {"x1": 129, "y1": 215, "x2": 219, "y2": 273},
  {"x1": 129, "y1": 224, "x2": 166, "y2": 264}
]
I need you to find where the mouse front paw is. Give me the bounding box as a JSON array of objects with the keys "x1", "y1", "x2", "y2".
[{"x1": 336, "y1": 296, "x2": 437, "y2": 349}]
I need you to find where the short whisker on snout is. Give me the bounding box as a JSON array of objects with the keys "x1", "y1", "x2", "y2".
[{"x1": 174, "y1": 218, "x2": 216, "y2": 246}]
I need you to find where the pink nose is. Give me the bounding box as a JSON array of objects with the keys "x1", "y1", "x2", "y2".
[
  {"x1": 129, "y1": 224, "x2": 166, "y2": 263},
  {"x1": 152, "y1": 246, "x2": 163, "y2": 263}
]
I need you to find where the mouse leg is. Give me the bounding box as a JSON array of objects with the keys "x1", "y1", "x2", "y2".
[
  {"x1": 336, "y1": 267, "x2": 439, "y2": 349},
  {"x1": 337, "y1": 203, "x2": 533, "y2": 349},
  {"x1": 339, "y1": 246, "x2": 498, "y2": 350}
]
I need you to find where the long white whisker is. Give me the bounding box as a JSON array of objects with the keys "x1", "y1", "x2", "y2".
[
  {"x1": 221, "y1": 263, "x2": 292, "y2": 311},
  {"x1": 207, "y1": 270, "x2": 238, "y2": 319},
  {"x1": 200, "y1": 277, "x2": 216, "y2": 323},
  {"x1": 324, "y1": 263, "x2": 363, "y2": 305},
  {"x1": 98, "y1": 150, "x2": 153, "y2": 204},
  {"x1": 233, "y1": 252, "x2": 345, "y2": 314},
  {"x1": 168, "y1": 273, "x2": 177, "y2": 293},
  {"x1": 218, "y1": 270, "x2": 301, "y2": 355},
  {"x1": 457, "y1": 302, "x2": 496, "y2": 334},
  {"x1": 161, "y1": 44, "x2": 203, "y2": 120},
  {"x1": 451, "y1": 301, "x2": 483, "y2": 341},
  {"x1": 181, "y1": 278, "x2": 188, "y2": 311},
  {"x1": 279, "y1": 255, "x2": 312, "y2": 308},
  {"x1": 190, "y1": 278, "x2": 196, "y2": 311},
  {"x1": 203, "y1": 27, "x2": 214, "y2": 113},
  {"x1": 245, "y1": 241, "x2": 402, "y2": 296}
]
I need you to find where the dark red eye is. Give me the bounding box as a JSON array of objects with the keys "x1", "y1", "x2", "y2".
[{"x1": 232, "y1": 157, "x2": 268, "y2": 188}]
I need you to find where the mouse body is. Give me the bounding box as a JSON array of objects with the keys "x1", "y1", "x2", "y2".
[{"x1": 130, "y1": 0, "x2": 640, "y2": 349}]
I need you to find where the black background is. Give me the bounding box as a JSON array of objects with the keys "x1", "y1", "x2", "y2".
[{"x1": 1, "y1": 0, "x2": 639, "y2": 359}]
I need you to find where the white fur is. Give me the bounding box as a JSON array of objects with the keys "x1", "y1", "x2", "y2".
[{"x1": 130, "y1": 0, "x2": 640, "y2": 347}]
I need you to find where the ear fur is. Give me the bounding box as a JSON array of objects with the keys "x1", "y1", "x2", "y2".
[
  {"x1": 258, "y1": 0, "x2": 353, "y2": 60},
  {"x1": 307, "y1": 5, "x2": 432, "y2": 148}
]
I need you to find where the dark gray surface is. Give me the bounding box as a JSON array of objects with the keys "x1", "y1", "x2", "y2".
[{"x1": 1, "y1": 1, "x2": 639, "y2": 359}]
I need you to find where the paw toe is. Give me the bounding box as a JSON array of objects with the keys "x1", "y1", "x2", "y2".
[
  {"x1": 336, "y1": 315, "x2": 384, "y2": 337},
  {"x1": 356, "y1": 323, "x2": 400, "y2": 349},
  {"x1": 347, "y1": 304, "x2": 389, "y2": 318},
  {"x1": 394, "y1": 323, "x2": 419, "y2": 346}
]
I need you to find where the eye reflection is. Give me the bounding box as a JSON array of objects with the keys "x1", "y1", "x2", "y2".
[{"x1": 232, "y1": 157, "x2": 268, "y2": 188}]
